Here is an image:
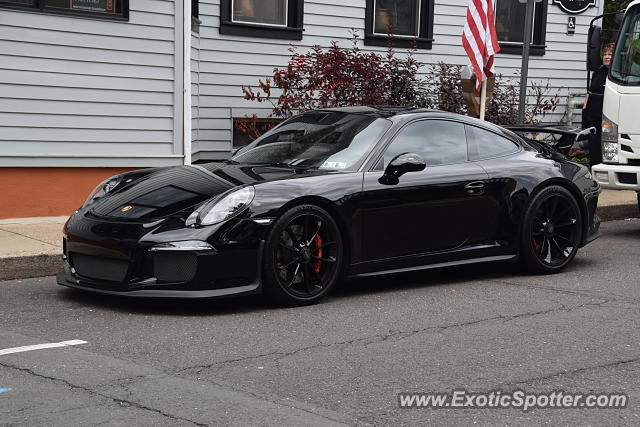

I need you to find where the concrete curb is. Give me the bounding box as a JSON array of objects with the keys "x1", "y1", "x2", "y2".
[
  {"x1": 0, "y1": 204, "x2": 638, "y2": 282},
  {"x1": 597, "y1": 203, "x2": 639, "y2": 222},
  {"x1": 0, "y1": 254, "x2": 63, "y2": 281}
]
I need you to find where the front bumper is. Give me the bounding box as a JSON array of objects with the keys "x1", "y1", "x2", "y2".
[
  {"x1": 57, "y1": 241, "x2": 263, "y2": 298},
  {"x1": 58, "y1": 213, "x2": 266, "y2": 298},
  {"x1": 592, "y1": 164, "x2": 640, "y2": 191}
]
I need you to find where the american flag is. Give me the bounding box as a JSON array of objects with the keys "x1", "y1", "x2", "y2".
[{"x1": 462, "y1": 0, "x2": 500, "y2": 91}]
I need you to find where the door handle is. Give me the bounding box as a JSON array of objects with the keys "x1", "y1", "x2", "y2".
[{"x1": 465, "y1": 181, "x2": 485, "y2": 195}]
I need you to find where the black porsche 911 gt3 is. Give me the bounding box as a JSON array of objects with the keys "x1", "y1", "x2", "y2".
[{"x1": 57, "y1": 107, "x2": 601, "y2": 305}]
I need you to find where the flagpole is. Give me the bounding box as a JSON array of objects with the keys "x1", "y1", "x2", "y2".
[
  {"x1": 462, "y1": 0, "x2": 499, "y2": 123},
  {"x1": 479, "y1": 79, "x2": 487, "y2": 120}
]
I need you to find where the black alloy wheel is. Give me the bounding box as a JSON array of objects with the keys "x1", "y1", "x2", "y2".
[
  {"x1": 521, "y1": 185, "x2": 582, "y2": 273},
  {"x1": 263, "y1": 204, "x2": 343, "y2": 306}
]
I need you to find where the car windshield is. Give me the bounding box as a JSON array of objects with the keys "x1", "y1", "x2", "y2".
[
  {"x1": 230, "y1": 111, "x2": 392, "y2": 171},
  {"x1": 611, "y1": 4, "x2": 640, "y2": 85}
]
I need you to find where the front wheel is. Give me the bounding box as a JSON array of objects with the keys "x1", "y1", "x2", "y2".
[
  {"x1": 263, "y1": 204, "x2": 343, "y2": 306},
  {"x1": 520, "y1": 185, "x2": 583, "y2": 274}
]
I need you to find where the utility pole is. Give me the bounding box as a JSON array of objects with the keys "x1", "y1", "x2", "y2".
[{"x1": 517, "y1": 0, "x2": 536, "y2": 124}]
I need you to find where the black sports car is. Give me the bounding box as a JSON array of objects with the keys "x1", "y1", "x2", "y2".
[{"x1": 57, "y1": 107, "x2": 601, "y2": 305}]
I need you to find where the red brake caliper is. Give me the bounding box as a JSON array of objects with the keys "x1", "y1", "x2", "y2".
[{"x1": 312, "y1": 235, "x2": 323, "y2": 273}]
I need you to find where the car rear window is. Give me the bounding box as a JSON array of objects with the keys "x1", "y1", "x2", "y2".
[{"x1": 465, "y1": 125, "x2": 519, "y2": 161}]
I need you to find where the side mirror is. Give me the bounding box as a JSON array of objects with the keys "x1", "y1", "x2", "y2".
[
  {"x1": 379, "y1": 153, "x2": 426, "y2": 185},
  {"x1": 587, "y1": 26, "x2": 602, "y2": 71}
]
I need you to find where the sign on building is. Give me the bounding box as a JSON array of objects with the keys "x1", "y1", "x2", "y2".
[{"x1": 553, "y1": 0, "x2": 597, "y2": 14}]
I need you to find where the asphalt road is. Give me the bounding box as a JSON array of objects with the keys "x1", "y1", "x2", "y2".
[{"x1": 1, "y1": 220, "x2": 639, "y2": 426}]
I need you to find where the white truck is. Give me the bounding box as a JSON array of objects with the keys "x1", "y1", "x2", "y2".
[{"x1": 592, "y1": 0, "x2": 640, "y2": 209}]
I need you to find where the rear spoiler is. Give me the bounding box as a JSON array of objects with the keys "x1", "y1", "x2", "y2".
[{"x1": 505, "y1": 125, "x2": 596, "y2": 155}]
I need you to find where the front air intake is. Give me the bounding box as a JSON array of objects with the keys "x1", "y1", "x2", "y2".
[
  {"x1": 153, "y1": 252, "x2": 197, "y2": 283},
  {"x1": 71, "y1": 253, "x2": 129, "y2": 283}
]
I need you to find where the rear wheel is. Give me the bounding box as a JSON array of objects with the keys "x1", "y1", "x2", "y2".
[
  {"x1": 263, "y1": 204, "x2": 343, "y2": 306},
  {"x1": 520, "y1": 185, "x2": 582, "y2": 274}
]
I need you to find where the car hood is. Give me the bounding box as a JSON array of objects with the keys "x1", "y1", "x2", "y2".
[{"x1": 88, "y1": 163, "x2": 329, "y2": 220}]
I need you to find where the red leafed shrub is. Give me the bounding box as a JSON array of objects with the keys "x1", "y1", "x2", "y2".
[
  {"x1": 237, "y1": 32, "x2": 561, "y2": 141},
  {"x1": 239, "y1": 31, "x2": 429, "y2": 124}
]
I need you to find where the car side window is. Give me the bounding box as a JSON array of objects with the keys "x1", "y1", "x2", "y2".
[
  {"x1": 466, "y1": 125, "x2": 519, "y2": 161},
  {"x1": 381, "y1": 120, "x2": 468, "y2": 168}
]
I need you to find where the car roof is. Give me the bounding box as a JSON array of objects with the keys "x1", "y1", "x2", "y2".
[
  {"x1": 317, "y1": 106, "x2": 511, "y2": 134},
  {"x1": 318, "y1": 106, "x2": 435, "y2": 118}
]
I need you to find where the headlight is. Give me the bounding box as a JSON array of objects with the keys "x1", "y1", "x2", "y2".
[
  {"x1": 194, "y1": 186, "x2": 255, "y2": 226},
  {"x1": 601, "y1": 116, "x2": 619, "y2": 163},
  {"x1": 83, "y1": 176, "x2": 123, "y2": 208}
]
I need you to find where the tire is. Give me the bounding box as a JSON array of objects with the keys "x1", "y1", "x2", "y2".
[
  {"x1": 263, "y1": 204, "x2": 343, "y2": 306},
  {"x1": 520, "y1": 185, "x2": 583, "y2": 274}
]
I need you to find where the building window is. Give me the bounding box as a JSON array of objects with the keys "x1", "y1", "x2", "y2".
[
  {"x1": 494, "y1": 0, "x2": 548, "y2": 56},
  {"x1": 192, "y1": 0, "x2": 200, "y2": 33},
  {"x1": 220, "y1": 0, "x2": 304, "y2": 40},
  {"x1": 365, "y1": 0, "x2": 434, "y2": 49},
  {"x1": 232, "y1": 118, "x2": 282, "y2": 148},
  {"x1": 192, "y1": 0, "x2": 198, "y2": 19},
  {"x1": 0, "y1": 0, "x2": 128, "y2": 19},
  {"x1": 233, "y1": 0, "x2": 287, "y2": 26}
]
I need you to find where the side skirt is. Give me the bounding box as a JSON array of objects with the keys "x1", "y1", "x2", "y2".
[{"x1": 347, "y1": 254, "x2": 518, "y2": 279}]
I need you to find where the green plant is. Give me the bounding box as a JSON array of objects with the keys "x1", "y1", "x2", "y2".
[
  {"x1": 426, "y1": 64, "x2": 560, "y2": 125},
  {"x1": 427, "y1": 63, "x2": 466, "y2": 114},
  {"x1": 484, "y1": 74, "x2": 520, "y2": 125}
]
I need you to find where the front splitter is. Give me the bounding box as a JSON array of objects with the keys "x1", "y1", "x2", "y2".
[{"x1": 56, "y1": 273, "x2": 261, "y2": 299}]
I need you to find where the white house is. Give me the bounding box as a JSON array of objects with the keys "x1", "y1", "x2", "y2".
[{"x1": 0, "y1": 0, "x2": 604, "y2": 217}]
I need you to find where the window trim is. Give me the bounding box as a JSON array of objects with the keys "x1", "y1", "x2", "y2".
[
  {"x1": 0, "y1": 0, "x2": 129, "y2": 20},
  {"x1": 220, "y1": 0, "x2": 303, "y2": 40},
  {"x1": 494, "y1": 0, "x2": 548, "y2": 56},
  {"x1": 364, "y1": 0, "x2": 434, "y2": 49}
]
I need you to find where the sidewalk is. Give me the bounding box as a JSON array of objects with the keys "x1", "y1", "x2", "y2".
[
  {"x1": 0, "y1": 190, "x2": 638, "y2": 281},
  {"x1": 0, "y1": 216, "x2": 66, "y2": 281}
]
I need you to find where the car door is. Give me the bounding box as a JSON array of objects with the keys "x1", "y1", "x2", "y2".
[{"x1": 358, "y1": 119, "x2": 498, "y2": 263}]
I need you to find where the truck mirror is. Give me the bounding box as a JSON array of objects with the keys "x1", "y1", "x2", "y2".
[{"x1": 587, "y1": 26, "x2": 602, "y2": 71}]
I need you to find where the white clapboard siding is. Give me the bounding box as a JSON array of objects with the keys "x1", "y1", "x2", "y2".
[
  {"x1": 192, "y1": 0, "x2": 603, "y2": 160},
  {"x1": 0, "y1": 0, "x2": 181, "y2": 167}
]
